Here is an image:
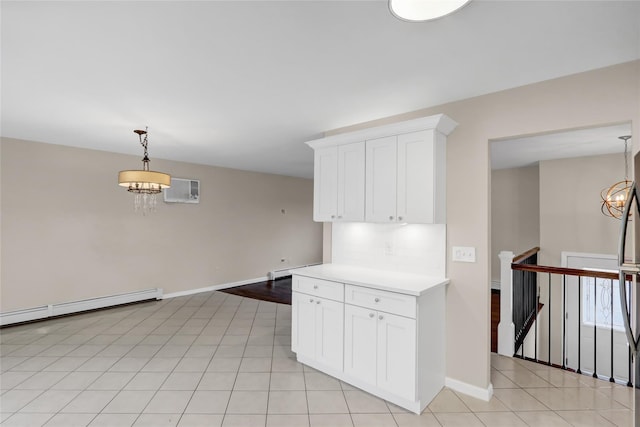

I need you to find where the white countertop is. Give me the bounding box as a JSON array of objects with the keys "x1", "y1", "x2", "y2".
[{"x1": 290, "y1": 264, "x2": 449, "y2": 297}]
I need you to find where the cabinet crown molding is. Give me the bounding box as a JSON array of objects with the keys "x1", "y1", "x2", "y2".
[{"x1": 306, "y1": 114, "x2": 458, "y2": 149}]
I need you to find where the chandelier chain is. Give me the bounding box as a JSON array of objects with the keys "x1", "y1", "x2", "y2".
[
  {"x1": 624, "y1": 136, "x2": 630, "y2": 181},
  {"x1": 138, "y1": 126, "x2": 151, "y2": 171}
]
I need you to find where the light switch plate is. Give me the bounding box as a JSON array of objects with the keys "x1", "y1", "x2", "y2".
[{"x1": 452, "y1": 246, "x2": 476, "y2": 262}]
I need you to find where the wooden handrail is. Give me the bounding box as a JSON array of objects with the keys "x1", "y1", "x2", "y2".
[
  {"x1": 513, "y1": 247, "x2": 540, "y2": 264},
  {"x1": 511, "y1": 263, "x2": 621, "y2": 281}
]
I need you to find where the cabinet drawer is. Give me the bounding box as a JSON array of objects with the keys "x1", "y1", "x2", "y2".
[
  {"x1": 293, "y1": 275, "x2": 344, "y2": 302},
  {"x1": 344, "y1": 285, "x2": 416, "y2": 318}
]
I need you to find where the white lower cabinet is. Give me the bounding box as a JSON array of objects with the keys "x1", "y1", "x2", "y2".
[
  {"x1": 292, "y1": 273, "x2": 445, "y2": 414},
  {"x1": 292, "y1": 291, "x2": 343, "y2": 372},
  {"x1": 291, "y1": 292, "x2": 316, "y2": 359},
  {"x1": 344, "y1": 304, "x2": 378, "y2": 385},
  {"x1": 344, "y1": 304, "x2": 416, "y2": 401},
  {"x1": 376, "y1": 310, "x2": 417, "y2": 401}
]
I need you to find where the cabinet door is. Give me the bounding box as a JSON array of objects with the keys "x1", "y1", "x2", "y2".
[
  {"x1": 313, "y1": 146, "x2": 338, "y2": 222},
  {"x1": 376, "y1": 312, "x2": 416, "y2": 401},
  {"x1": 344, "y1": 304, "x2": 377, "y2": 386},
  {"x1": 365, "y1": 136, "x2": 397, "y2": 223},
  {"x1": 315, "y1": 298, "x2": 344, "y2": 370},
  {"x1": 397, "y1": 130, "x2": 435, "y2": 223},
  {"x1": 337, "y1": 142, "x2": 365, "y2": 221},
  {"x1": 292, "y1": 292, "x2": 317, "y2": 359}
]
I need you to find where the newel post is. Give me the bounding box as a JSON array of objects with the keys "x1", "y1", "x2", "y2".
[{"x1": 497, "y1": 251, "x2": 515, "y2": 357}]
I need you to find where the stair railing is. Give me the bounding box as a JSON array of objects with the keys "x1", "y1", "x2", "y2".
[{"x1": 497, "y1": 247, "x2": 632, "y2": 386}]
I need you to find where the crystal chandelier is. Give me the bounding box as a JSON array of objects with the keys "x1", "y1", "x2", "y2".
[
  {"x1": 118, "y1": 128, "x2": 171, "y2": 214},
  {"x1": 601, "y1": 135, "x2": 632, "y2": 219}
]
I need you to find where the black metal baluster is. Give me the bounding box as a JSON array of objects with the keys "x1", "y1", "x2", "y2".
[
  {"x1": 548, "y1": 272, "x2": 551, "y2": 366},
  {"x1": 531, "y1": 273, "x2": 540, "y2": 362},
  {"x1": 520, "y1": 271, "x2": 527, "y2": 359},
  {"x1": 578, "y1": 277, "x2": 582, "y2": 375},
  {"x1": 593, "y1": 277, "x2": 598, "y2": 378},
  {"x1": 513, "y1": 269, "x2": 519, "y2": 354},
  {"x1": 521, "y1": 271, "x2": 525, "y2": 360},
  {"x1": 533, "y1": 260, "x2": 538, "y2": 361},
  {"x1": 610, "y1": 278, "x2": 614, "y2": 382},
  {"x1": 562, "y1": 274, "x2": 566, "y2": 370}
]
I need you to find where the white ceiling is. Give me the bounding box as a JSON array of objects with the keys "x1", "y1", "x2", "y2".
[
  {"x1": 2, "y1": 1, "x2": 639, "y2": 179},
  {"x1": 491, "y1": 123, "x2": 633, "y2": 170}
]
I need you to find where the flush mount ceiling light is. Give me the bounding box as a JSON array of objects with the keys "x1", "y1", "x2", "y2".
[
  {"x1": 601, "y1": 135, "x2": 632, "y2": 219},
  {"x1": 118, "y1": 127, "x2": 171, "y2": 214},
  {"x1": 389, "y1": 0, "x2": 472, "y2": 22}
]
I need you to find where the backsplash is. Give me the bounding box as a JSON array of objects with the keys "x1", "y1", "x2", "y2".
[{"x1": 331, "y1": 222, "x2": 446, "y2": 277}]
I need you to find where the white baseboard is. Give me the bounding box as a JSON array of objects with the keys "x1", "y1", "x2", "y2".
[
  {"x1": 268, "y1": 269, "x2": 292, "y2": 280},
  {"x1": 445, "y1": 377, "x2": 493, "y2": 401},
  {"x1": 162, "y1": 276, "x2": 268, "y2": 299},
  {"x1": 269, "y1": 263, "x2": 321, "y2": 280},
  {"x1": 0, "y1": 306, "x2": 51, "y2": 326},
  {"x1": 0, "y1": 288, "x2": 162, "y2": 327},
  {"x1": 491, "y1": 280, "x2": 501, "y2": 290},
  {"x1": 1, "y1": 276, "x2": 275, "y2": 326}
]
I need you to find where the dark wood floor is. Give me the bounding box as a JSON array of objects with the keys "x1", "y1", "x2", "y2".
[
  {"x1": 220, "y1": 277, "x2": 292, "y2": 305},
  {"x1": 491, "y1": 289, "x2": 500, "y2": 353},
  {"x1": 223, "y1": 278, "x2": 501, "y2": 352}
]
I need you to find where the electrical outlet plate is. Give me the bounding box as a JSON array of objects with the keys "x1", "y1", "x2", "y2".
[{"x1": 452, "y1": 246, "x2": 476, "y2": 262}]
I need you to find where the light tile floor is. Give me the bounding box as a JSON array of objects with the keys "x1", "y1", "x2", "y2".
[{"x1": 0, "y1": 291, "x2": 634, "y2": 426}]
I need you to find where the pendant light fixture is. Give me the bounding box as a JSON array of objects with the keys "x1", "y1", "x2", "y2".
[
  {"x1": 601, "y1": 135, "x2": 632, "y2": 219},
  {"x1": 389, "y1": 0, "x2": 472, "y2": 22},
  {"x1": 118, "y1": 127, "x2": 171, "y2": 214}
]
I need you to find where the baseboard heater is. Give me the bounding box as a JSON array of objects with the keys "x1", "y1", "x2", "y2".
[
  {"x1": 0, "y1": 288, "x2": 163, "y2": 327},
  {"x1": 268, "y1": 263, "x2": 321, "y2": 280}
]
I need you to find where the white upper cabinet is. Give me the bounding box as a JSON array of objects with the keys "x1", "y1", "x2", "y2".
[
  {"x1": 307, "y1": 114, "x2": 456, "y2": 224},
  {"x1": 398, "y1": 130, "x2": 447, "y2": 223},
  {"x1": 313, "y1": 142, "x2": 365, "y2": 222},
  {"x1": 365, "y1": 129, "x2": 446, "y2": 224},
  {"x1": 398, "y1": 131, "x2": 432, "y2": 223},
  {"x1": 337, "y1": 142, "x2": 366, "y2": 222},
  {"x1": 365, "y1": 136, "x2": 397, "y2": 222},
  {"x1": 313, "y1": 147, "x2": 338, "y2": 222}
]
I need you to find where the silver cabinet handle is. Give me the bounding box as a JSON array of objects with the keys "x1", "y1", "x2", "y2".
[
  {"x1": 316, "y1": 300, "x2": 321, "y2": 304},
  {"x1": 374, "y1": 298, "x2": 380, "y2": 303},
  {"x1": 309, "y1": 299, "x2": 314, "y2": 303},
  {"x1": 369, "y1": 313, "x2": 375, "y2": 318},
  {"x1": 398, "y1": 216, "x2": 403, "y2": 221},
  {"x1": 338, "y1": 215, "x2": 342, "y2": 219},
  {"x1": 378, "y1": 315, "x2": 384, "y2": 320},
  {"x1": 313, "y1": 285, "x2": 318, "y2": 289},
  {"x1": 331, "y1": 215, "x2": 335, "y2": 219},
  {"x1": 389, "y1": 216, "x2": 394, "y2": 220}
]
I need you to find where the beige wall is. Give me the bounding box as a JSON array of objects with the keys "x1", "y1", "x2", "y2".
[
  {"x1": 0, "y1": 138, "x2": 322, "y2": 312},
  {"x1": 539, "y1": 153, "x2": 622, "y2": 266},
  {"x1": 491, "y1": 154, "x2": 621, "y2": 283},
  {"x1": 325, "y1": 61, "x2": 640, "y2": 391},
  {"x1": 491, "y1": 165, "x2": 540, "y2": 282}
]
